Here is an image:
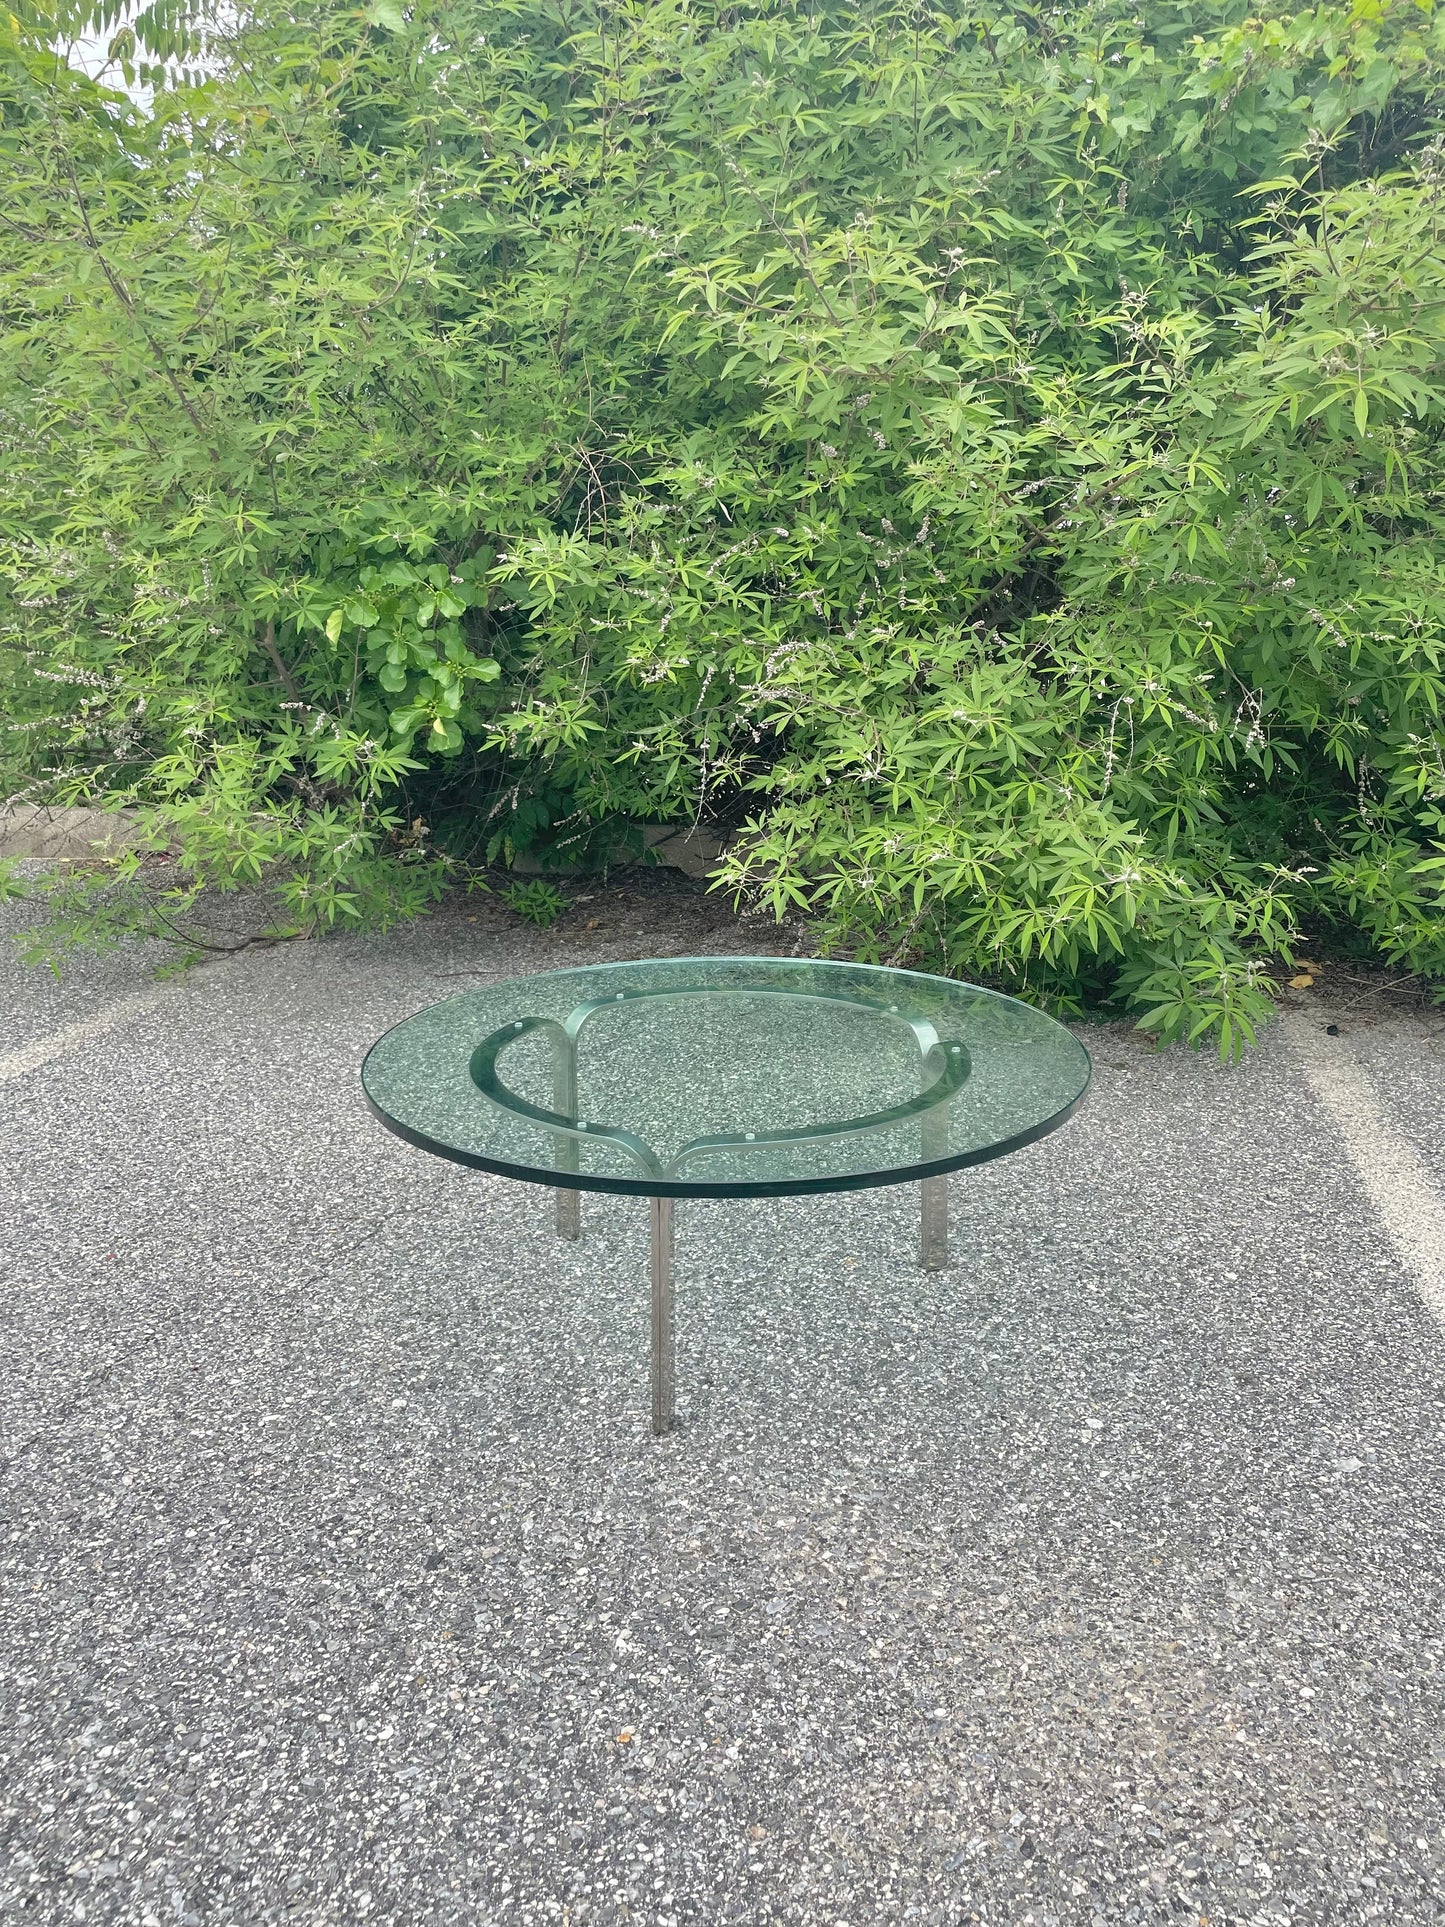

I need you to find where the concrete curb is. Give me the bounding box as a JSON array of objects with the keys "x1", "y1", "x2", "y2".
[
  {"x1": 497, "y1": 824, "x2": 728, "y2": 879},
  {"x1": 0, "y1": 804, "x2": 147, "y2": 862},
  {"x1": 641, "y1": 823, "x2": 725, "y2": 879},
  {"x1": 0, "y1": 802, "x2": 727, "y2": 878}
]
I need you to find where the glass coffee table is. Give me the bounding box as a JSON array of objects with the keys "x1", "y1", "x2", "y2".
[{"x1": 362, "y1": 957, "x2": 1090, "y2": 1434}]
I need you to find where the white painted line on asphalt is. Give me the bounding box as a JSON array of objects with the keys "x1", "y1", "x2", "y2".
[
  {"x1": 1283, "y1": 1006, "x2": 1445, "y2": 1326},
  {"x1": 0, "y1": 983, "x2": 180, "y2": 1086}
]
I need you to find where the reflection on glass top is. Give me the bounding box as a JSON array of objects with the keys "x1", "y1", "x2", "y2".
[{"x1": 361, "y1": 956, "x2": 1090, "y2": 1198}]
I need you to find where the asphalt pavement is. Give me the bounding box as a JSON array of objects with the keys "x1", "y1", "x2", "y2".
[{"x1": 2, "y1": 886, "x2": 1444, "y2": 1926}]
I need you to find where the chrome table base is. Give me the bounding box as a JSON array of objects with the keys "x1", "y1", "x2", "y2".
[
  {"x1": 556, "y1": 1179, "x2": 947, "y2": 1435},
  {"x1": 650, "y1": 1197, "x2": 675, "y2": 1436},
  {"x1": 920, "y1": 1173, "x2": 949, "y2": 1273},
  {"x1": 556, "y1": 1187, "x2": 580, "y2": 1240},
  {"x1": 504, "y1": 980, "x2": 964, "y2": 1432}
]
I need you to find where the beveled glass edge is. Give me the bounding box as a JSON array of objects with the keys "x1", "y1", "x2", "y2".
[
  {"x1": 360, "y1": 1076, "x2": 1090, "y2": 1198},
  {"x1": 359, "y1": 956, "x2": 1092, "y2": 1199}
]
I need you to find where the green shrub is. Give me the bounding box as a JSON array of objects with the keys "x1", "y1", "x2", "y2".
[
  {"x1": 501, "y1": 879, "x2": 569, "y2": 930},
  {"x1": 3, "y1": 0, "x2": 1445, "y2": 1052}
]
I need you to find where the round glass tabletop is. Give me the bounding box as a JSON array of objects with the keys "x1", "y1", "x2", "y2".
[{"x1": 362, "y1": 956, "x2": 1090, "y2": 1200}]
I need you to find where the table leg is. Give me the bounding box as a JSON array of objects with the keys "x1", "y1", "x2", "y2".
[
  {"x1": 553, "y1": 1026, "x2": 580, "y2": 1241},
  {"x1": 919, "y1": 1037, "x2": 949, "y2": 1269},
  {"x1": 650, "y1": 1195, "x2": 675, "y2": 1436},
  {"x1": 920, "y1": 1173, "x2": 948, "y2": 1270}
]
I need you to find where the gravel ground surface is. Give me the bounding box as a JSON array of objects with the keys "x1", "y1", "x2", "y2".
[{"x1": 2, "y1": 882, "x2": 1444, "y2": 1925}]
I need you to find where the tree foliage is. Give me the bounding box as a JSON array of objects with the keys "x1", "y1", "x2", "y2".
[{"x1": 3, "y1": 0, "x2": 1445, "y2": 1048}]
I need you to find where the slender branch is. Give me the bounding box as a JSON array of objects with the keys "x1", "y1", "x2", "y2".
[
  {"x1": 258, "y1": 617, "x2": 303, "y2": 704},
  {"x1": 717, "y1": 149, "x2": 841, "y2": 325},
  {"x1": 61, "y1": 157, "x2": 218, "y2": 456}
]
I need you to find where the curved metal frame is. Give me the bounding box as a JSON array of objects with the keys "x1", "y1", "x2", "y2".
[
  {"x1": 467, "y1": 984, "x2": 971, "y2": 1182},
  {"x1": 464, "y1": 982, "x2": 972, "y2": 1436}
]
